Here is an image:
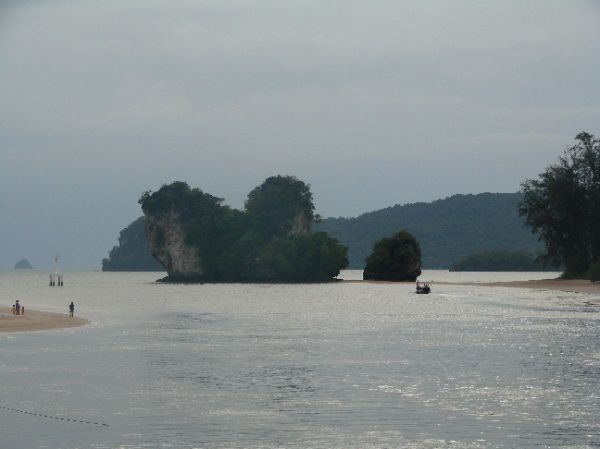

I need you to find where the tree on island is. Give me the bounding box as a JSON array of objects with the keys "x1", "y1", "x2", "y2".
[
  {"x1": 138, "y1": 175, "x2": 348, "y2": 282},
  {"x1": 520, "y1": 132, "x2": 600, "y2": 278},
  {"x1": 363, "y1": 230, "x2": 422, "y2": 281}
]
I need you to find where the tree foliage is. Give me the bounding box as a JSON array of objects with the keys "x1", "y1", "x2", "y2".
[
  {"x1": 363, "y1": 230, "x2": 422, "y2": 281},
  {"x1": 248, "y1": 232, "x2": 348, "y2": 282},
  {"x1": 585, "y1": 259, "x2": 600, "y2": 282},
  {"x1": 245, "y1": 175, "x2": 314, "y2": 238},
  {"x1": 520, "y1": 132, "x2": 600, "y2": 278},
  {"x1": 138, "y1": 176, "x2": 347, "y2": 282}
]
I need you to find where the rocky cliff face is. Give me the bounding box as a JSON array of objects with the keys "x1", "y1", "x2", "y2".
[
  {"x1": 144, "y1": 210, "x2": 203, "y2": 279},
  {"x1": 288, "y1": 211, "x2": 311, "y2": 236}
]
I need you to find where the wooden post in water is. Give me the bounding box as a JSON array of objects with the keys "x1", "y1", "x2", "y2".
[{"x1": 49, "y1": 254, "x2": 63, "y2": 287}]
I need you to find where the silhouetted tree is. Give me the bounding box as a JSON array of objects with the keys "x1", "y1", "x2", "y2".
[
  {"x1": 363, "y1": 230, "x2": 422, "y2": 281},
  {"x1": 520, "y1": 132, "x2": 600, "y2": 278}
]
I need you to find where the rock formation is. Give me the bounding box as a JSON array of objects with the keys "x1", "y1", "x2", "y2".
[
  {"x1": 14, "y1": 259, "x2": 33, "y2": 269},
  {"x1": 139, "y1": 176, "x2": 348, "y2": 282},
  {"x1": 288, "y1": 211, "x2": 311, "y2": 236},
  {"x1": 102, "y1": 217, "x2": 164, "y2": 272},
  {"x1": 144, "y1": 211, "x2": 203, "y2": 280}
]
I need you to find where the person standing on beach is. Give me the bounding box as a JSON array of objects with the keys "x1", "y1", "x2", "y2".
[
  {"x1": 69, "y1": 301, "x2": 75, "y2": 317},
  {"x1": 15, "y1": 300, "x2": 21, "y2": 316}
]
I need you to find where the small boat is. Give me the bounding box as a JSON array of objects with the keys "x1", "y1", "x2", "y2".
[{"x1": 416, "y1": 281, "x2": 431, "y2": 294}]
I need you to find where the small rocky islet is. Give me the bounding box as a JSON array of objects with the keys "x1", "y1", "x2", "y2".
[{"x1": 13, "y1": 259, "x2": 33, "y2": 269}]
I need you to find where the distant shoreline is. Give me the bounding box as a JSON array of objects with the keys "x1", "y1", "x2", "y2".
[
  {"x1": 450, "y1": 278, "x2": 600, "y2": 296},
  {"x1": 0, "y1": 307, "x2": 89, "y2": 333},
  {"x1": 343, "y1": 278, "x2": 600, "y2": 296}
]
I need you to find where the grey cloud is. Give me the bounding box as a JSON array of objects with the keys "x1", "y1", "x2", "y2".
[{"x1": 1, "y1": 0, "x2": 599, "y2": 268}]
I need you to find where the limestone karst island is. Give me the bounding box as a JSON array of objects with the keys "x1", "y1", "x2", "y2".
[
  {"x1": 139, "y1": 175, "x2": 348, "y2": 282},
  {"x1": 14, "y1": 258, "x2": 33, "y2": 269}
]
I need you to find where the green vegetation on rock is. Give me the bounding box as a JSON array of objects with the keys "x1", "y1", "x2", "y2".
[
  {"x1": 450, "y1": 250, "x2": 556, "y2": 272},
  {"x1": 105, "y1": 191, "x2": 545, "y2": 271},
  {"x1": 102, "y1": 217, "x2": 164, "y2": 271},
  {"x1": 138, "y1": 176, "x2": 348, "y2": 282},
  {"x1": 520, "y1": 132, "x2": 600, "y2": 279},
  {"x1": 246, "y1": 175, "x2": 314, "y2": 238},
  {"x1": 363, "y1": 230, "x2": 422, "y2": 281}
]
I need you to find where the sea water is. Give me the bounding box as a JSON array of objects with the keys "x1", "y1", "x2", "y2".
[{"x1": 1, "y1": 270, "x2": 599, "y2": 449}]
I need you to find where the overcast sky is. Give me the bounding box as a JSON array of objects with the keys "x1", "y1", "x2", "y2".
[{"x1": 1, "y1": 0, "x2": 599, "y2": 270}]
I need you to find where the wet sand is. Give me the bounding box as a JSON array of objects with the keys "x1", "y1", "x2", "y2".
[
  {"x1": 0, "y1": 307, "x2": 89, "y2": 333},
  {"x1": 345, "y1": 278, "x2": 600, "y2": 297},
  {"x1": 446, "y1": 278, "x2": 600, "y2": 296}
]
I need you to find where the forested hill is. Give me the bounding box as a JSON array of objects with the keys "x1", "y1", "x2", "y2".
[
  {"x1": 102, "y1": 217, "x2": 163, "y2": 271},
  {"x1": 315, "y1": 192, "x2": 542, "y2": 268}
]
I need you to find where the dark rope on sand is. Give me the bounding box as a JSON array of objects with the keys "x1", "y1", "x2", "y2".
[{"x1": 0, "y1": 404, "x2": 110, "y2": 427}]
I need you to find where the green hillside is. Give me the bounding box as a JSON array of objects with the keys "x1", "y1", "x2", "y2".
[
  {"x1": 450, "y1": 250, "x2": 552, "y2": 271},
  {"x1": 315, "y1": 192, "x2": 542, "y2": 268},
  {"x1": 102, "y1": 217, "x2": 164, "y2": 271}
]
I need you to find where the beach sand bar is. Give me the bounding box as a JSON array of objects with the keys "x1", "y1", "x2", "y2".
[{"x1": 0, "y1": 307, "x2": 89, "y2": 333}]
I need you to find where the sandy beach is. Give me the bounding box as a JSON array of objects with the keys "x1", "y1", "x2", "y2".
[
  {"x1": 0, "y1": 306, "x2": 89, "y2": 333},
  {"x1": 450, "y1": 278, "x2": 600, "y2": 296},
  {"x1": 345, "y1": 278, "x2": 600, "y2": 298}
]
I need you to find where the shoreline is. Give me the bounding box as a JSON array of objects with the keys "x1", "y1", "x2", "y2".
[
  {"x1": 0, "y1": 307, "x2": 89, "y2": 333},
  {"x1": 343, "y1": 278, "x2": 600, "y2": 295},
  {"x1": 449, "y1": 278, "x2": 600, "y2": 296}
]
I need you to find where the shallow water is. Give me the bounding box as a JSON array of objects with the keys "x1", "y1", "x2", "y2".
[{"x1": 1, "y1": 270, "x2": 599, "y2": 449}]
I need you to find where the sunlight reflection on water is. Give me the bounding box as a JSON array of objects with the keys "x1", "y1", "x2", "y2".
[{"x1": 0, "y1": 270, "x2": 599, "y2": 449}]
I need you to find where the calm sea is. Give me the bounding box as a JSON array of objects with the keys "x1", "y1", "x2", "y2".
[{"x1": 1, "y1": 270, "x2": 599, "y2": 449}]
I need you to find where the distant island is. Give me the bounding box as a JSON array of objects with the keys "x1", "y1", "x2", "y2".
[
  {"x1": 102, "y1": 217, "x2": 164, "y2": 271},
  {"x1": 104, "y1": 191, "x2": 543, "y2": 271},
  {"x1": 138, "y1": 176, "x2": 348, "y2": 282},
  {"x1": 14, "y1": 259, "x2": 33, "y2": 269}
]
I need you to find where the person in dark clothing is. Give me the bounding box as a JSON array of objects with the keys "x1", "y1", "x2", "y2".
[{"x1": 69, "y1": 301, "x2": 75, "y2": 317}]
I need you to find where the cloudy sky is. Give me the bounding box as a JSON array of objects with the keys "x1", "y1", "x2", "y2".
[{"x1": 1, "y1": 0, "x2": 599, "y2": 269}]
